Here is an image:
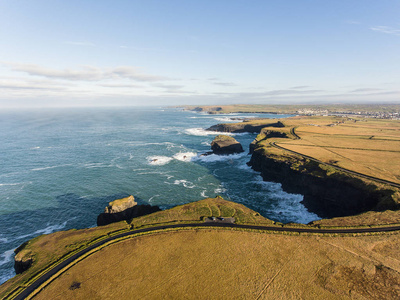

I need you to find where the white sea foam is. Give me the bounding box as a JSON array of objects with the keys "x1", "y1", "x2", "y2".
[
  {"x1": 173, "y1": 152, "x2": 197, "y2": 162},
  {"x1": 195, "y1": 152, "x2": 247, "y2": 163},
  {"x1": 0, "y1": 183, "x2": 22, "y2": 187},
  {"x1": 14, "y1": 221, "x2": 69, "y2": 241},
  {"x1": 0, "y1": 238, "x2": 8, "y2": 243},
  {"x1": 184, "y1": 128, "x2": 234, "y2": 136},
  {"x1": 32, "y1": 164, "x2": 73, "y2": 171},
  {"x1": 214, "y1": 187, "x2": 226, "y2": 194},
  {"x1": 173, "y1": 180, "x2": 196, "y2": 188},
  {"x1": 253, "y1": 176, "x2": 320, "y2": 223},
  {"x1": 0, "y1": 249, "x2": 15, "y2": 267},
  {"x1": 201, "y1": 190, "x2": 208, "y2": 198},
  {"x1": 147, "y1": 156, "x2": 173, "y2": 166},
  {"x1": 201, "y1": 141, "x2": 211, "y2": 146},
  {"x1": 236, "y1": 161, "x2": 253, "y2": 171},
  {"x1": 148, "y1": 195, "x2": 160, "y2": 203},
  {"x1": 213, "y1": 117, "x2": 240, "y2": 122}
]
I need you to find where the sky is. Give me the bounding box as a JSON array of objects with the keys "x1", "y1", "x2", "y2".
[{"x1": 0, "y1": 0, "x2": 399, "y2": 108}]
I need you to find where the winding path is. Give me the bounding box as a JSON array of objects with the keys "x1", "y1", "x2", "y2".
[{"x1": 10, "y1": 222, "x2": 400, "y2": 300}]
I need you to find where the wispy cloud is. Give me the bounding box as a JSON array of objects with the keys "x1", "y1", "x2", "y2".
[
  {"x1": 100, "y1": 83, "x2": 144, "y2": 88},
  {"x1": 0, "y1": 83, "x2": 65, "y2": 91},
  {"x1": 213, "y1": 82, "x2": 237, "y2": 87},
  {"x1": 153, "y1": 83, "x2": 184, "y2": 90},
  {"x1": 350, "y1": 88, "x2": 383, "y2": 93},
  {"x1": 290, "y1": 85, "x2": 311, "y2": 90},
  {"x1": 370, "y1": 26, "x2": 400, "y2": 36},
  {"x1": 213, "y1": 89, "x2": 324, "y2": 99},
  {"x1": 3, "y1": 62, "x2": 169, "y2": 82}
]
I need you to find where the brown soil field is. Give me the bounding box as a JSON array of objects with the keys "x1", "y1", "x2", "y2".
[{"x1": 34, "y1": 229, "x2": 400, "y2": 300}]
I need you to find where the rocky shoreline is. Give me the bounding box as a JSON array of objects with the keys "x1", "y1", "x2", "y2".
[
  {"x1": 208, "y1": 119, "x2": 400, "y2": 219},
  {"x1": 248, "y1": 148, "x2": 398, "y2": 218}
]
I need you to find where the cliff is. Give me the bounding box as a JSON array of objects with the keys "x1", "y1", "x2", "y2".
[
  {"x1": 207, "y1": 120, "x2": 284, "y2": 133},
  {"x1": 248, "y1": 145, "x2": 400, "y2": 219}
]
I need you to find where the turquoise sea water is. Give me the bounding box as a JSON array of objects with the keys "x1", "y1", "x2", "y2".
[{"x1": 0, "y1": 107, "x2": 319, "y2": 283}]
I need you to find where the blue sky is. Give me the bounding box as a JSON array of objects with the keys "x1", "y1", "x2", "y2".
[{"x1": 0, "y1": 0, "x2": 399, "y2": 107}]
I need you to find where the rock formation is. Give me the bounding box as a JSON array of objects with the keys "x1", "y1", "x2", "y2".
[
  {"x1": 14, "y1": 242, "x2": 34, "y2": 274},
  {"x1": 207, "y1": 121, "x2": 284, "y2": 133},
  {"x1": 97, "y1": 195, "x2": 160, "y2": 226},
  {"x1": 211, "y1": 135, "x2": 244, "y2": 155}
]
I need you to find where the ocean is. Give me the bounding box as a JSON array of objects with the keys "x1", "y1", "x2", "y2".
[{"x1": 0, "y1": 107, "x2": 319, "y2": 284}]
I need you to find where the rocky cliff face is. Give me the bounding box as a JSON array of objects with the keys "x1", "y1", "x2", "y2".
[
  {"x1": 97, "y1": 195, "x2": 161, "y2": 226},
  {"x1": 14, "y1": 243, "x2": 34, "y2": 274},
  {"x1": 211, "y1": 135, "x2": 244, "y2": 155},
  {"x1": 248, "y1": 148, "x2": 399, "y2": 219},
  {"x1": 207, "y1": 121, "x2": 284, "y2": 133}
]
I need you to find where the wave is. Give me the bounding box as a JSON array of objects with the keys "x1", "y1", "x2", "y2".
[
  {"x1": 253, "y1": 177, "x2": 320, "y2": 224},
  {"x1": 0, "y1": 183, "x2": 24, "y2": 187},
  {"x1": 173, "y1": 152, "x2": 197, "y2": 162},
  {"x1": 0, "y1": 249, "x2": 15, "y2": 268},
  {"x1": 214, "y1": 187, "x2": 227, "y2": 194},
  {"x1": 147, "y1": 156, "x2": 173, "y2": 166},
  {"x1": 13, "y1": 221, "x2": 69, "y2": 242},
  {"x1": 195, "y1": 152, "x2": 247, "y2": 163},
  {"x1": 184, "y1": 128, "x2": 235, "y2": 136},
  {"x1": 173, "y1": 179, "x2": 196, "y2": 189},
  {"x1": 31, "y1": 164, "x2": 73, "y2": 171},
  {"x1": 0, "y1": 238, "x2": 8, "y2": 243},
  {"x1": 213, "y1": 117, "x2": 242, "y2": 122}
]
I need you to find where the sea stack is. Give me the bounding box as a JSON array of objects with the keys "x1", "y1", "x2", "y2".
[
  {"x1": 211, "y1": 135, "x2": 244, "y2": 155},
  {"x1": 97, "y1": 195, "x2": 160, "y2": 226}
]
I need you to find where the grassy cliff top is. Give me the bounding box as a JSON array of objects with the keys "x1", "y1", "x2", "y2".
[
  {"x1": 0, "y1": 197, "x2": 274, "y2": 298},
  {"x1": 2, "y1": 198, "x2": 400, "y2": 299}
]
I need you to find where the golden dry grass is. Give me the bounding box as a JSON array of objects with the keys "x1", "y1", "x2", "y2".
[
  {"x1": 259, "y1": 116, "x2": 400, "y2": 184},
  {"x1": 34, "y1": 230, "x2": 400, "y2": 300},
  {"x1": 0, "y1": 198, "x2": 275, "y2": 299}
]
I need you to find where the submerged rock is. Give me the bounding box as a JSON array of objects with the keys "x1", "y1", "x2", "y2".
[
  {"x1": 97, "y1": 195, "x2": 161, "y2": 226},
  {"x1": 211, "y1": 135, "x2": 244, "y2": 155}
]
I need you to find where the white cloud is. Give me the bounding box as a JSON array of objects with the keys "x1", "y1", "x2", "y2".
[
  {"x1": 370, "y1": 26, "x2": 400, "y2": 36},
  {"x1": 213, "y1": 82, "x2": 237, "y2": 87},
  {"x1": 350, "y1": 88, "x2": 383, "y2": 93},
  {"x1": 2, "y1": 62, "x2": 169, "y2": 82}
]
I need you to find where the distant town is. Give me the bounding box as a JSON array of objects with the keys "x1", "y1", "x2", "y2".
[
  {"x1": 182, "y1": 104, "x2": 400, "y2": 120},
  {"x1": 295, "y1": 108, "x2": 400, "y2": 119}
]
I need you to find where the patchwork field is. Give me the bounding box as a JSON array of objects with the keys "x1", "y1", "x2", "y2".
[{"x1": 33, "y1": 229, "x2": 400, "y2": 299}]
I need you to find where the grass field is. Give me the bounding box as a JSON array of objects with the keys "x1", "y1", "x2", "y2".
[
  {"x1": 252, "y1": 116, "x2": 400, "y2": 184},
  {"x1": 0, "y1": 198, "x2": 276, "y2": 299},
  {"x1": 33, "y1": 229, "x2": 400, "y2": 299}
]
